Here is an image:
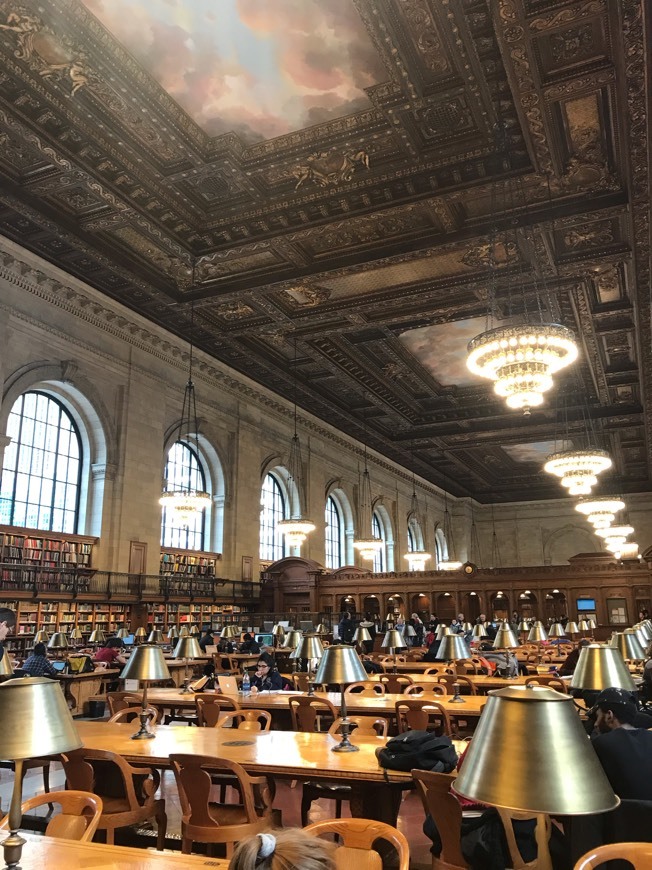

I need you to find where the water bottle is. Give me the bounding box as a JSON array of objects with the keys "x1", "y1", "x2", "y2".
[{"x1": 241, "y1": 669, "x2": 250, "y2": 695}]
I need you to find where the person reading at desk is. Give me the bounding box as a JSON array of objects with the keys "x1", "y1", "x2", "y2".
[
  {"x1": 239, "y1": 632, "x2": 260, "y2": 655},
  {"x1": 250, "y1": 657, "x2": 285, "y2": 692},
  {"x1": 21, "y1": 642, "x2": 57, "y2": 678},
  {"x1": 93, "y1": 637, "x2": 127, "y2": 667}
]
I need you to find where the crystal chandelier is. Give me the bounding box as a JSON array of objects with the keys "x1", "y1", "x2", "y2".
[
  {"x1": 404, "y1": 475, "x2": 431, "y2": 571},
  {"x1": 439, "y1": 493, "x2": 462, "y2": 571},
  {"x1": 467, "y1": 324, "x2": 577, "y2": 413},
  {"x1": 575, "y1": 497, "x2": 625, "y2": 529},
  {"x1": 543, "y1": 449, "x2": 612, "y2": 495},
  {"x1": 159, "y1": 303, "x2": 211, "y2": 525},
  {"x1": 278, "y1": 340, "x2": 314, "y2": 551},
  {"x1": 595, "y1": 525, "x2": 634, "y2": 549}
]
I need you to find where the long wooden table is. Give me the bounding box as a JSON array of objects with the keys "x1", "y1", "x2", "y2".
[
  {"x1": 75, "y1": 720, "x2": 413, "y2": 824},
  {"x1": 59, "y1": 669, "x2": 120, "y2": 715},
  {"x1": 18, "y1": 833, "x2": 228, "y2": 868}
]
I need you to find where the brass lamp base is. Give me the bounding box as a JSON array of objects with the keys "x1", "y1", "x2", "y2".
[
  {"x1": 179, "y1": 679, "x2": 192, "y2": 694},
  {"x1": 131, "y1": 710, "x2": 155, "y2": 740},
  {"x1": 331, "y1": 720, "x2": 360, "y2": 753},
  {"x1": 2, "y1": 829, "x2": 25, "y2": 870},
  {"x1": 450, "y1": 682, "x2": 465, "y2": 703}
]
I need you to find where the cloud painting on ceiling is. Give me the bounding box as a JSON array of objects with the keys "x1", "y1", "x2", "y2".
[
  {"x1": 399, "y1": 318, "x2": 487, "y2": 387},
  {"x1": 82, "y1": 0, "x2": 384, "y2": 142},
  {"x1": 503, "y1": 440, "x2": 573, "y2": 464}
]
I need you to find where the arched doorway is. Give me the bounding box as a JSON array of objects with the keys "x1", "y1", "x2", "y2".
[
  {"x1": 362, "y1": 595, "x2": 380, "y2": 620},
  {"x1": 386, "y1": 594, "x2": 404, "y2": 619},
  {"x1": 411, "y1": 593, "x2": 430, "y2": 618},
  {"x1": 436, "y1": 592, "x2": 456, "y2": 622},
  {"x1": 492, "y1": 592, "x2": 509, "y2": 621},
  {"x1": 545, "y1": 590, "x2": 567, "y2": 621},
  {"x1": 517, "y1": 591, "x2": 537, "y2": 621},
  {"x1": 340, "y1": 595, "x2": 357, "y2": 617},
  {"x1": 464, "y1": 592, "x2": 481, "y2": 622}
]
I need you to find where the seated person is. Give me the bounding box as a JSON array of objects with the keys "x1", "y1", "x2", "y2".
[
  {"x1": 362, "y1": 657, "x2": 383, "y2": 674},
  {"x1": 558, "y1": 639, "x2": 589, "y2": 676},
  {"x1": 21, "y1": 642, "x2": 57, "y2": 678},
  {"x1": 93, "y1": 637, "x2": 127, "y2": 666},
  {"x1": 229, "y1": 829, "x2": 335, "y2": 870},
  {"x1": 217, "y1": 638, "x2": 235, "y2": 654},
  {"x1": 250, "y1": 657, "x2": 285, "y2": 692},
  {"x1": 198, "y1": 628, "x2": 215, "y2": 652},
  {"x1": 239, "y1": 633, "x2": 260, "y2": 655},
  {"x1": 422, "y1": 641, "x2": 445, "y2": 662},
  {"x1": 590, "y1": 687, "x2": 652, "y2": 799}
]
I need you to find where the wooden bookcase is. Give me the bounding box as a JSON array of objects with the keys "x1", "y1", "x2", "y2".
[
  {"x1": 159, "y1": 547, "x2": 221, "y2": 578},
  {"x1": 0, "y1": 525, "x2": 97, "y2": 593}
]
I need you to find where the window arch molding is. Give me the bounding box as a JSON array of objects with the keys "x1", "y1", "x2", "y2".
[
  {"x1": 434, "y1": 524, "x2": 448, "y2": 567},
  {"x1": 0, "y1": 362, "x2": 112, "y2": 536},
  {"x1": 161, "y1": 424, "x2": 226, "y2": 554},
  {"x1": 371, "y1": 498, "x2": 394, "y2": 572},
  {"x1": 324, "y1": 481, "x2": 355, "y2": 566}
]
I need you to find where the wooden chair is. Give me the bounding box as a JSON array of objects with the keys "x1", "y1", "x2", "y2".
[
  {"x1": 396, "y1": 698, "x2": 452, "y2": 736},
  {"x1": 456, "y1": 660, "x2": 479, "y2": 675},
  {"x1": 344, "y1": 681, "x2": 386, "y2": 696},
  {"x1": 524, "y1": 676, "x2": 568, "y2": 693},
  {"x1": 496, "y1": 808, "x2": 552, "y2": 870},
  {"x1": 305, "y1": 817, "x2": 410, "y2": 870},
  {"x1": 0, "y1": 790, "x2": 102, "y2": 842},
  {"x1": 424, "y1": 666, "x2": 454, "y2": 676},
  {"x1": 405, "y1": 683, "x2": 446, "y2": 696},
  {"x1": 413, "y1": 770, "x2": 468, "y2": 869},
  {"x1": 289, "y1": 695, "x2": 338, "y2": 733},
  {"x1": 61, "y1": 748, "x2": 167, "y2": 848},
  {"x1": 170, "y1": 753, "x2": 272, "y2": 856},
  {"x1": 328, "y1": 716, "x2": 389, "y2": 738},
  {"x1": 108, "y1": 706, "x2": 159, "y2": 725},
  {"x1": 106, "y1": 691, "x2": 144, "y2": 717},
  {"x1": 220, "y1": 709, "x2": 272, "y2": 732},
  {"x1": 574, "y1": 842, "x2": 652, "y2": 869},
  {"x1": 436, "y1": 674, "x2": 461, "y2": 693},
  {"x1": 195, "y1": 694, "x2": 240, "y2": 727},
  {"x1": 292, "y1": 672, "x2": 311, "y2": 691},
  {"x1": 379, "y1": 674, "x2": 413, "y2": 693}
]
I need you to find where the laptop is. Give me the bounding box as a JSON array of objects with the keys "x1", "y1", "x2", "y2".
[
  {"x1": 217, "y1": 675, "x2": 238, "y2": 694},
  {"x1": 51, "y1": 660, "x2": 67, "y2": 673}
]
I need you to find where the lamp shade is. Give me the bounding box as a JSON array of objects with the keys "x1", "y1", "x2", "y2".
[
  {"x1": 578, "y1": 620, "x2": 590, "y2": 632},
  {"x1": 527, "y1": 621, "x2": 548, "y2": 643},
  {"x1": 297, "y1": 635, "x2": 324, "y2": 660},
  {"x1": 272, "y1": 624, "x2": 286, "y2": 637},
  {"x1": 134, "y1": 627, "x2": 147, "y2": 639},
  {"x1": 462, "y1": 622, "x2": 473, "y2": 632},
  {"x1": 68, "y1": 627, "x2": 83, "y2": 641},
  {"x1": 116, "y1": 628, "x2": 130, "y2": 640},
  {"x1": 220, "y1": 625, "x2": 239, "y2": 639},
  {"x1": 120, "y1": 644, "x2": 170, "y2": 682},
  {"x1": 178, "y1": 625, "x2": 190, "y2": 638},
  {"x1": 173, "y1": 637, "x2": 203, "y2": 659},
  {"x1": 518, "y1": 621, "x2": 530, "y2": 632},
  {"x1": 610, "y1": 630, "x2": 645, "y2": 661},
  {"x1": 565, "y1": 621, "x2": 580, "y2": 635},
  {"x1": 284, "y1": 630, "x2": 303, "y2": 650},
  {"x1": 436, "y1": 634, "x2": 471, "y2": 661},
  {"x1": 314, "y1": 624, "x2": 328, "y2": 635},
  {"x1": 47, "y1": 632, "x2": 68, "y2": 651},
  {"x1": 314, "y1": 645, "x2": 367, "y2": 685},
  {"x1": 167, "y1": 626, "x2": 179, "y2": 640},
  {"x1": 435, "y1": 624, "x2": 450, "y2": 641},
  {"x1": 493, "y1": 626, "x2": 520, "y2": 650},
  {"x1": 453, "y1": 686, "x2": 618, "y2": 814},
  {"x1": 570, "y1": 644, "x2": 636, "y2": 691},
  {"x1": 353, "y1": 627, "x2": 371, "y2": 643},
  {"x1": 34, "y1": 629, "x2": 49, "y2": 644},
  {"x1": 189, "y1": 625, "x2": 199, "y2": 636},
  {"x1": 381, "y1": 629, "x2": 406, "y2": 650},
  {"x1": 404, "y1": 625, "x2": 416, "y2": 638},
  {"x1": 0, "y1": 677, "x2": 82, "y2": 760},
  {"x1": 89, "y1": 629, "x2": 106, "y2": 644},
  {"x1": 0, "y1": 650, "x2": 14, "y2": 676},
  {"x1": 548, "y1": 623, "x2": 566, "y2": 638},
  {"x1": 472, "y1": 624, "x2": 488, "y2": 639},
  {"x1": 147, "y1": 629, "x2": 164, "y2": 643}
]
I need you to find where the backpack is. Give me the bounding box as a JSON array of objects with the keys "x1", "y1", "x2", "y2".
[{"x1": 377, "y1": 730, "x2": 458, "y2": 773}]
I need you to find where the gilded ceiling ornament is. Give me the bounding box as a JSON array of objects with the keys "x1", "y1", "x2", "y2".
[
  {"x1": 293, "y1": 148, "x2": 370, "y2": 190},
  {"x1": 563, "y1": 223, "x2": 614, "y2": 249},
  {"x1": 217, "y1": 302, "x2": 254, "y2": 321},
  {"x1": 284, "y1": 284, "x2": 331, "y2": 306},
  {"x1": 461, "y1": 238, "x2": 517, "y2": 269}
]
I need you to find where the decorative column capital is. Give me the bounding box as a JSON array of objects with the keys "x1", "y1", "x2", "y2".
[{"x1": 91, "y1": 462, "x2": 117, "y2": 481}]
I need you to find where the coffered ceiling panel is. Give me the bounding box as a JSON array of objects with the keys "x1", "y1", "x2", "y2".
[{"x1": 0, "y1": 0, "x2": 649, "y2": 502}]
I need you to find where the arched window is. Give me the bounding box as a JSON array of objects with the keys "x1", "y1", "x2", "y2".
[
  {"x1": 161, "y1": 441, "x2": 207, "y2": 550},
  {"x1": 372, "y1": 512, "x2": 385, "y2": 572},
  {"x1": 325, "y1": 495, "x2": 343, "y2": 569},
  {"x1": 407, "y1": 525, "x2": 416, "y2": 552},
  {"x1": 260, "y1": 473, "x2": 286, "y2": 562},
  {"x1": 435, "y1": 527, "x2": 447, "y2": 568},
  {"x1": 0, "y1": 391, "x2": 82, "y2": 533}
]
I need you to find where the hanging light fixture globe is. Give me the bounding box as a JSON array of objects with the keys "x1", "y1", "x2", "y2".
[
  {"x1": 405, "y1": 551, "x2": 432, "y2": 571},
  {"x1": 278, "y1": 518, "x2": 316, "y2": 548},
  {"x1": 595, "y1": 525, "x2": 634, "y2": 552},
  {"x1": 354, "y1": 537, "x2": 384, "y2": 561},
  {"x1": 467, "y1": 324, "x2": 577, "y2": 414},
  {"x1": 575, "y1": 497, "x2": 625, "y2": 529},
  {"x1": 159, "y1": 490, "x2": 211, "y2": 525},
  {"x1": 543, "y1": 449, "x2": 612, "y2": 495}
]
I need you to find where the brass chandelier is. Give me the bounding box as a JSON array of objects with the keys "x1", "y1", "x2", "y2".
[
  {"x1": 575, "y1": 497, "x2": 625, "y2": 529},
  {"x1": 543, "y1": 448, "x2": 612, "y2": 496}
]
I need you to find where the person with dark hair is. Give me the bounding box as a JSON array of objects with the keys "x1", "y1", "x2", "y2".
[
  {"x1": 337, "y1": 611, "x2": 355, "y2": 644},
  {"x1": 229, "y1": 829, "x2": 335, "y2": 870},
  {"x1": 590, "y1": 687, "x2": 652, "y2": 799},
  {"x1": 21, "y1": 642, "x2": 56, "y2": 678},
  {"x1": 0, "y1": 608, "x2": 16, "y2": 659},
  {"x1": 93, "y1": 636, "x2": 127, "y2": 666},
  {"x1": 198, "y1": 628, "x2": 214, "y2": 652},
  {"x1": 558, "y1": 639, "x2": 590, "y2": 676},
  {"x1": 250, "y1": 657, "x2": 285, "y2": 692},
  {"x1": 239, "y1": 633, "x2": 260, "y2": 655}
]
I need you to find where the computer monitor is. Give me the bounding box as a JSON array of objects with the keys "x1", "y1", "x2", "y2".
[
  {"x1": 255, "y1": 633, "x2": 273, "y2": 648},
  {"x1": 577, "y1": 598, "x2": 596, "y2": 612}
]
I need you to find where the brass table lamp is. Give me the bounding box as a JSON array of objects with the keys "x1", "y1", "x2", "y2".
[
  {"x1": 68, "y1": 626, "x2": 84, "y2": 646},
  {"x1": 527, "y1": 621, "x2": 548, "y2": 643},
  {"x1": 116, "y1": 628, "x2": 130, "y2": 640},
  {"x1": 435, "y1": 624, "x2": 450, "y2": 641},
  {"x1": 314, "y1": 623, "x2": 328, "y2": 635},
  {"x1": 0, "y1": 651, "x2": 14, "y2": 677},
  {"x1": 404, "y1": 624, "x2": 416, "y2": 644},
  {"x1": 47, "y1": 632, "x2": 68, "y2": 659},
  {"x1": 33, "y1": 627, "x2": 49, "y2": 644},
  {"x1": 453, "y1": 685, "x2": 618, "y2": 870},
  {"x1": 437, "y1": 634, "x2": 472, "y2": 702},
  {"x1": 548, "y1": 623, "x2": 566, "y2": 638},
  {"x1": 189, "y1": 624, "x2": 199, "y2": 636},
  {"x1": 134, "y1": 626, "x2": 147, "y2": 645},
  {"x1": 272, "y1": 624, "x2": 286, "y2": 648},
  {"x1": 147, "y1": 629, "x2": 164, "y2": 644},
  {"x1": 88, "y1": 628, "x2": 106, "y2": 647},
  {"x1": 565, "y1": 621, "x2": 580, "y2": 636},
  {"x1": 221, "y1": 625, "x2": 239, "y2": 640},
  {"x1": 284, "y1": 630, "x2": 303, "y2": 673},
  {"x1": 570, "y1": 644, "x2": 635, "y2": 691},
  {"x1": 472, "y1": 623, "x2": 487, "y2": 640},
  {"x1": 462, "y1": 622, "x2": 473, "y2": 633},
  {"x1": 352, "y1": 626, "x2": 371, "y2": 653},
  {"x1": 120, "y1": 644, "x2": 170, "y2": 739},
  {"x1": 609, "y1": 630, "x2": 645, "y2": 661},
  {"x1": 314, "y1": 645, "x2": 367, "y2": 752},
  {"x1": 167, "y1": 625, "x2": 179, "y2": 642},
  {"x1": 381, "y1": 628, "x2": 406, "y2": 674},
  {"x1": 173, "y1": 636, "x2": 203, "y2": 694},
  {"x1": 178, "y1": 625, "x2": 190, "y2": 638},
  {"x1": 493, "y1": 624, "x2": 520, "y2": 680},
  {"x1": 297, "y1": 634, "x2": 324, "y2": 695},
  {"x1": 0, "y1": 677, "x2": 82, "y2": 869}
]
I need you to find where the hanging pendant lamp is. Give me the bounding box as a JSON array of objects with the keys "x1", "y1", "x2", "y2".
[
  {"x1": 353, "y1": 406, "x2": 383, "y2": 562},
  {"x1": 159, "y1": 302, "x2": 210, "y2": 525},
  {"x1": 439, "y1": 493, "x2": 462, "y2": 571},
  {"x1": 575, "y1": 497, "x2": 625, "y2": 529},
  {"x1": 277, "y1": 340, "x2": 315, "y2": 550},
  {"x1": 543, "y1": 448, "x2": 612, "y2": 496},
  {"x1": 404, "y1": 472, "x2": 431, "y2": 571}
]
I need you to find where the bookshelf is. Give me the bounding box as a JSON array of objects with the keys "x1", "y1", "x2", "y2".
[
  {"x1": 0, "y1": 525, "x2": 97, "y2": 592},
  {"x1": 147, "y1": 602, "x2": 248, "y2": 632},
  {"x1": 159, "y1": 548, "x2": 221, "y2": 578}
]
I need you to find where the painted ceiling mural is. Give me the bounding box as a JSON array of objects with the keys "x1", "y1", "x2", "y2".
[
  {"x1": 81, "y1": 0, "x2": 385, "y2": 141},
  {"x1": 399, "y1": 318, "x2": 488, "y2": 387}
]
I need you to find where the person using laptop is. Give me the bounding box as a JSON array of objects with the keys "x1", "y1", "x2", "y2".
[
  {"x1": 239, "y1": 633, "x2": 260, "y2": 655},
  {"x1": 21, "y1": 642, "x2": 57, "y2": 678},
  {"x1": 250, "y1": 656, "x2": 285, "y2": 692},
  {"x1": 198, "y1": 628, "x2": 215, "y2": 652}
]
